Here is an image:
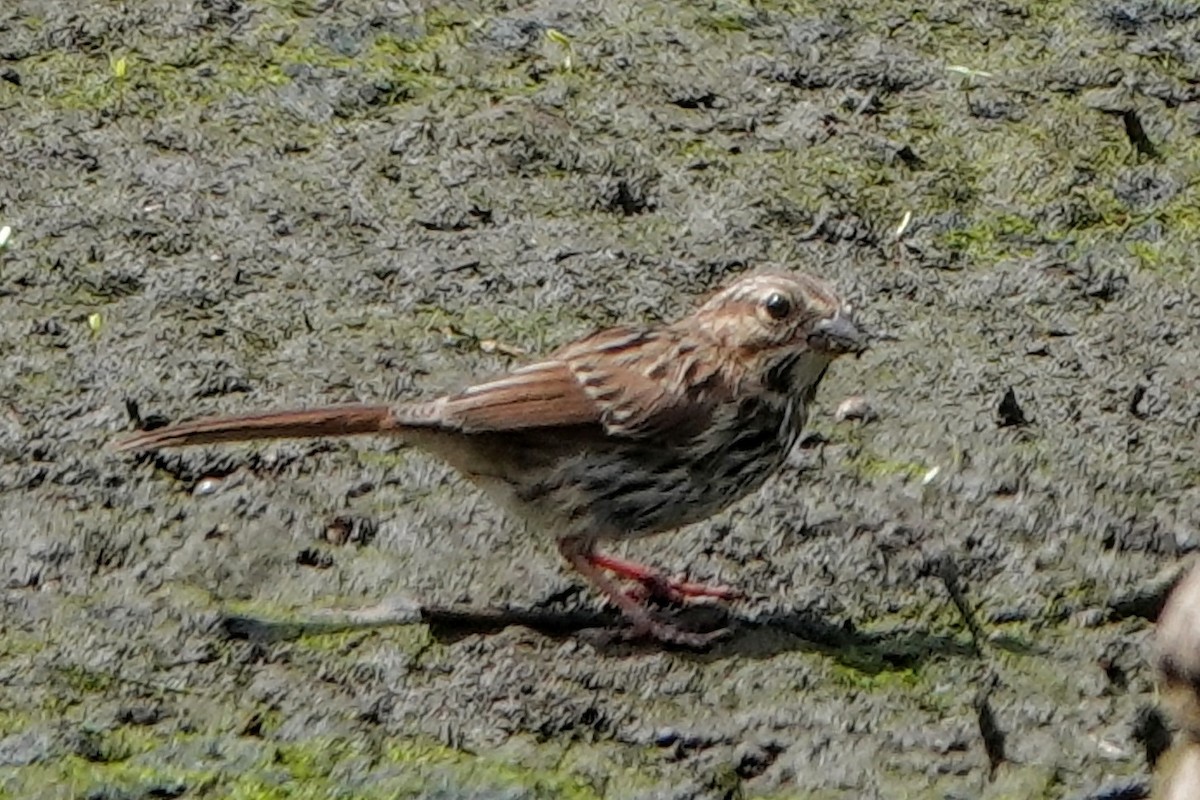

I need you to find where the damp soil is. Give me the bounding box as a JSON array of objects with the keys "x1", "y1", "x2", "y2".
[{"x1": 2, "y1": 0, "x2": 1200, "y2": 798}]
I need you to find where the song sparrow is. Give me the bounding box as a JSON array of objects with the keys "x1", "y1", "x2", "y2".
[{"x1": 115, "y1": 270, "x2": 865, "y2": 646}]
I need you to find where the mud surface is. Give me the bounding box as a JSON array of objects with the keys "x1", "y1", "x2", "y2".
[{"x1": 3, "y1": 0, "x2": 1200, "y2": 797}]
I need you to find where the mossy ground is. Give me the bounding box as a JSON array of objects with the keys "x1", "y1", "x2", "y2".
[{"x1": 2, "y1": 0, "x2": 1198, "y2": 797}]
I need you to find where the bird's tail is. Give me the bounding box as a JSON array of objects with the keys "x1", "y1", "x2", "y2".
[{"x1": 112, "y1": 404, "x2": 403, "y2": 452}]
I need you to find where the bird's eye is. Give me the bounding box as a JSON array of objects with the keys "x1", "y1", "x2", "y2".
[{"x1": 762, "y1": 292, "x2": 792, "y2": 320}]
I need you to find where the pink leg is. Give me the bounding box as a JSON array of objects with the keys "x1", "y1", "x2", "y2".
[
  {"x1": 557, "y1": 540, "x2": 728, "y2": 648},
  {"x1": 586, "y1": 551, "x2": 743, "y2": 603}
]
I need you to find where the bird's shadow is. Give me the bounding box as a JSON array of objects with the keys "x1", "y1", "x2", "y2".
[{"x1": 219, "y1": 597, "x2": 1007, "y2": 674}]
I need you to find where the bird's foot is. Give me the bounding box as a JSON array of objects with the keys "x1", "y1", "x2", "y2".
[
  {"x1": 559, "y1": 541, "x2": 731, "y2": 649},
  {"x1": 586, "y1": 551, "x2": 743, "y2": 604}
]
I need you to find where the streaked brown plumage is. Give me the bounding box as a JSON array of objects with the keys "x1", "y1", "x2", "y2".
[
  {"x1": 115, "y1": 270, "x2": 865, "y2": 646},
  {"x1": 1156, "y1": 563, "x2": 1200, "y2": 798},
  {"x1": 1157, "y1": 564, "x2": 1200, "y2": 738}
]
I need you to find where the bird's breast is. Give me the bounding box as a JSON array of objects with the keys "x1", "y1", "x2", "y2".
[{"x1": 415, "y1": 396, "x2": 805, "y2": 544}]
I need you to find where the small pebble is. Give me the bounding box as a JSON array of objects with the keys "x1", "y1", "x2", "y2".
[
  {"x1": 834, "y1": 394, "x2": 877, "y2": 423},
  {"x1": 324, "y1": 515, "x2": 378, "y2": 546},
  {"x1": 1095, "y1": 735, "x2": 1132, "y2": 760},
  {"x1": 193, "y1": 476, "x2": 222, "y2": 496},
  {"x1": 653, "y1": 727, "x2": 679, "y2": 747},
  {"x1": 1071, "y1": 608, "x2": 1107, "y2": 628},
  {"x1": 325, "y1": 517, "x2": 351, "y2": 545}
]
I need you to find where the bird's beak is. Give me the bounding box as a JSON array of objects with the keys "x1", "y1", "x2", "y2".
[{"x1": 809, "y1": 311, "x2": 869, "y2": 357}]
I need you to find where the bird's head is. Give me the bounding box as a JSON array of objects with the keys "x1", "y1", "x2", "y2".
[{"x1": 691, "y1": 270, "x2": 866, "y2": 395}]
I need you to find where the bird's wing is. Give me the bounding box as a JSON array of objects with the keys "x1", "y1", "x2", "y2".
[
  {"x1": 433, "y1": 326, "x2": 726, "y2": 441},
  {"x1": 112, "y1": 329, "x2": 730, "y2": 451},
  {"x1": 433, "y1": 359, "x2": 602, "y2": 432}
]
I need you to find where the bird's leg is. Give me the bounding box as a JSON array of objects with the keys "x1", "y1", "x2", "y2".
[
  {"x1": 556, "y1": 538, "x2": 727, "y2": 648},
  {"x1": 586, "y1": 551, "x2": 743, "y2": 603}
]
